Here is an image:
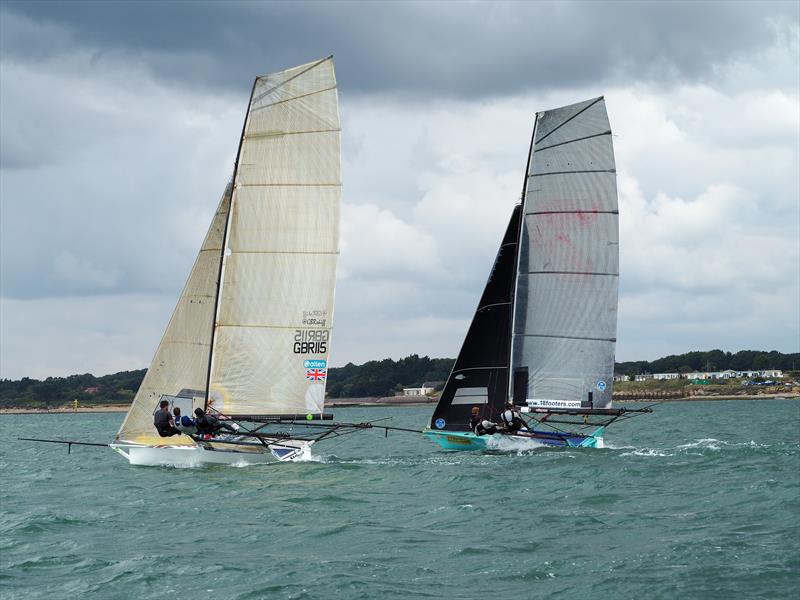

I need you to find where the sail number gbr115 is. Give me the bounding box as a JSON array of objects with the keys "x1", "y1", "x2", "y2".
[{"x1": 293, "y1": 329, "x2": 329, "y2": 354}]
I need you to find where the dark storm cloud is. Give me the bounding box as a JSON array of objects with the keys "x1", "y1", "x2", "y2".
[{"x1": 2, "y1": 0, "x2": 797, "y2": 97}]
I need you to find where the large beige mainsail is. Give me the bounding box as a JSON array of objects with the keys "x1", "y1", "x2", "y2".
[
  {"x1": 208, "y1": 57, "x2": 341, "y2": 416},
  {"x1": 116, "y1": 186, "x2": 231, "y2": 444}
]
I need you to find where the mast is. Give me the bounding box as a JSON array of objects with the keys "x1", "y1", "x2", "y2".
[
  {"x1": 204, "y1": 78, "x2": 258, "y2": 409},
  {"x1": 507, "y1": 115, "x2": 539, "y2": 405}
]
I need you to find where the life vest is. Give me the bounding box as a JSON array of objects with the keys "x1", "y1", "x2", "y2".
[
  {"x1": 470, "y1": 415, "x2": 497, "y2": 436},
  {"x1": 175, "y1": 415, "x2": 197, "y2": 434},
  {"x1": 501, "y1": 409, "x2": 524, "y2": 432},
  {"x1": 477, "y1": 420, "x2": 497, "y2": 435}
]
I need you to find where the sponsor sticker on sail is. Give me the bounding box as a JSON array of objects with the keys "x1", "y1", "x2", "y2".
[{"x1": 526, "y1": 398, "x2": 582, "y2": 409}]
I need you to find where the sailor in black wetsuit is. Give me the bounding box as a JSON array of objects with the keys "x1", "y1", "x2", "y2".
[
  {"x1": 193, "y1": 408, "x2": 238, "y2": 437},
  {"x1": 469, "y1": 406, "x2": 498, "y2": 435},
  {"x1": 154, "y1": 400, "x2": 181, "y2": 437}
]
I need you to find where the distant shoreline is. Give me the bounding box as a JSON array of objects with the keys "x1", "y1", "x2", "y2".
[
  {"x1": 0, "y1": 405, "x2": 130, "y2": 414},
  {"x1": 1, "y1": 393, "x2": 796, "y2": 415}
]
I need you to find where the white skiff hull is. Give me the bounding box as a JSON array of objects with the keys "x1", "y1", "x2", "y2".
[{"x1": 110, "y1": 439, "x2": 313, "y2": 466}]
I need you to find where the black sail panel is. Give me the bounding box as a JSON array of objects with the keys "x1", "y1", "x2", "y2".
[{"x1": 429, "y1": 205, "x2": 521, "y2": 431}]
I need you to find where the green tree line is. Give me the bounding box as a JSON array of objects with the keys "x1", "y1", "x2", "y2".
[
  {"x1": 0, "y1": 370, "x2": 145, "y2": 409},
  {"x1": 1, "y1": 350, "x2": 796, "y2": 408},
  {"x1": 325, "y1": 354, "x2": 453, "y2": 398}
]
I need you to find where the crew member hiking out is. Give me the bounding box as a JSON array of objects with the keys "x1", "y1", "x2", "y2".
[
  {"x1": 500, "y1": 403, "x2": 525, "y2": 433},
  {"x1": 469, "y1": 406, "x2": 498, "y2": 435},
  {"x1": 154, "y1": 400, "x2": 181, "y2": 437},
  {"x1": 194, "y1": 408, "x2": 239, "y2": 437}
]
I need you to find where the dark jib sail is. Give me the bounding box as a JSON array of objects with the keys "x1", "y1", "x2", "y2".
[{"x1": 429, "y1": 205, "x2": 522, "y2": 432}]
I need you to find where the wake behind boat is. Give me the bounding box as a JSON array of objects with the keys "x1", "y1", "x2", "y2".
[
  {"x1": 111, "y1": 56, "x2": 347, "y2": 466},
  {"x1": 425, "y1": 97, "x2": 652, "y2": 451}
]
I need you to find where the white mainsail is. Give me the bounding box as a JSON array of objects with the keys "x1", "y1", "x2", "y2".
[
  {"x1": 117, "y1": 57, "x2": 341, "y2": 446},
  {"x1": 511, "y1": 97, "x2": 619, "y2": 408},
  {"x1": 116, "y1": 185, "x2": 231, "y2": 445},
  {"x1": 208, "y1": 57, "x2": 341, "y2": 417}
]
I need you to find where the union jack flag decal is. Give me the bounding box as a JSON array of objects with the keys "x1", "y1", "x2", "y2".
[{"x1": 306, "y1": 368, "x2": 327, "y2": 381}]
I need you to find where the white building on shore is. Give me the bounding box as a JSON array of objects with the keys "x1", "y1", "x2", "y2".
[
  {"x1": 403, "y1": 383, "x2": 435, "y2": 396},
  {"x1": 653, "y1": 372, "x2": 680, "y2": 380},
  {"x1": 627, "y1": 369, "x2": 785, "y2": 382},
  {"x1": 684, "y1": 369, "x2": 783, "y2": 380}
]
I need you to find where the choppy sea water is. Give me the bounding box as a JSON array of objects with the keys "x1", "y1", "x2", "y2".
[{"x1": 1, "y1": 400, "x2": 798, "y2": 600}]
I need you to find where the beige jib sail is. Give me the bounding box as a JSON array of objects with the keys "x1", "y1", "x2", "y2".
[
  {"x1": 117, "y1": 57, "x2": 341, "y2": 443},
  {"x1": 116, "y1": 186, "x2": 231, "y2": 445}
]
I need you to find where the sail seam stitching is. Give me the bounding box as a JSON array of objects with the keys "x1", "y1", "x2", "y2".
[
  {"x1": 216, "y1": 324, "x2": 332, "y2": 330},
  {"x1": 535, "y1": 97, "x2": 604, "y2": 145},
  {"x1": 528, "y1": 209, "x2": 618, "y2": 215},
  {"x1": 251, "y1": 85, "x2": 338, "y2": 112},
  {"x1": 527, "y1": 271, "x2": 619, "y2": 276},
  {"x1": 239, "y1": 183, "x2": 342, "y2": 187},
  {"x1": 534, "y1": 130, "x2": 612, "y2": 152},
  {"x1": 225, "y1": 250, "x2": 339, "y2": 255}
]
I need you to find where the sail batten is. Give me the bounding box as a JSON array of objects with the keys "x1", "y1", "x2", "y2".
[
  {"x1": 239, "y1": 183, "x2": 342, "y2": 187},
  {"x1": 251, "y1": 85, "x2": 339, "y2": 112},
  {"x1": 251, "y1": 56, "x2": 332, "y2": 104},
  {"x1": 534, "y1": 130, "x2": 612, "y2": 152},
  {"x1": 520, "y1": 333, "x2": 617, "y2": 342},
  {"x1": 530, "y1": 169, "x2": 616, "y2": 177},
  {"x1": 245, "y1": 128, "x2": 341, "y2": 139},
  {"x1": 528, "y1": 210, "x2": 618, "y2": 215},
  {"x1": 534, "y1": 96, "x2": 605, "y2": 143},
  {"x1": 527, "y1": 271, "x2": 618, "y2": 276}
]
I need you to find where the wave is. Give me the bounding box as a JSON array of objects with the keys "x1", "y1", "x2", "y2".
[
  {"x1": 485, "y1": 435, "x2": 548, "y2": 453},
  {"x1": 617, "y1": 438, "x2": 779, "y2": 458}
]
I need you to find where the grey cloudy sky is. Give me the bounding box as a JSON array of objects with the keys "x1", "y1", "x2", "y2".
[{"x1": 1, "y1": 0, "x2": 798, "y2": 379}]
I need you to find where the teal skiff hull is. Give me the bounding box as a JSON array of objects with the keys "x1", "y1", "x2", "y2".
[{"x1": 423, "y1": 428, "x2": 604, "y2": 450}]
